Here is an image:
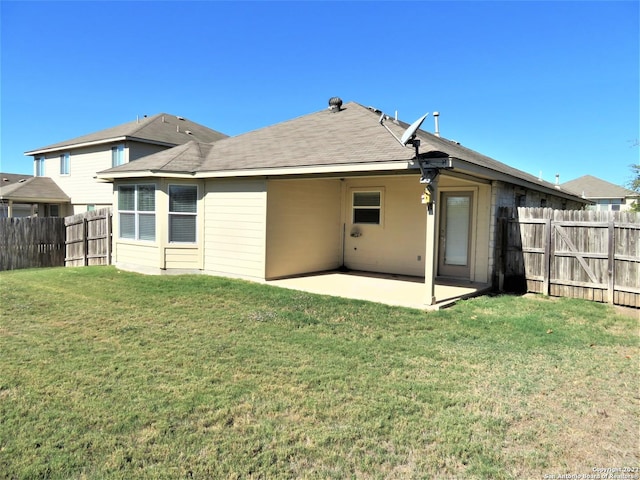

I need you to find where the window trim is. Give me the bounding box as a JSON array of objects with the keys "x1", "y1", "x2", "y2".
[
  {"x1": 35, "y1": 157, "x2": 45, "y2": 177},
  {"x1": 168, "y1": 184, "x2": 198, "y2": 244},
  {"x1": 351, "y1": 189, "x2": 383, "y2": 226},
  {"x1": 118, "y1": 183, "x2": 156, "y2": 242},
  {"x1": 111, "y1": 144, "x2": 125, "y2": 167},
  {"x1": 60, "y1": 152, "x2": 70, "y2": 176}
]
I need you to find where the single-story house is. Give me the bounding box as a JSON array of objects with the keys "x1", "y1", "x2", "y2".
[
  {"x1": 562, "y1": 175, "x2": 639, "y2": 212},
  {"x1": 0, "y1": 173, "x2": 70, "y2": 217},
  {"x1": 97, "y1": 99, "x2": 588, "y2": 306},
  {"x1": 24, "y1": 113, "x2": 227, "y2": 216}
]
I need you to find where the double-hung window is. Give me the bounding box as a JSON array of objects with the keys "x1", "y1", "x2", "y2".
[
  {"x1": 169, "y1": 185, "x2": 197, "y2": 243},
  {"x1": 111, "y1": 145, "x2": 125, "y2": 167},
  {"x1": 118, "y1": 184, "x2": 156, "y2": 241},
  {"x1": 35, "y1": 157, "x2": 45, "y2": 177},
  {"x1": 353, "y1": 191, "x2": 382, "y2": 224},
  {"x1": 60, "y1": 153, "x2": 70, "y2": 175}
]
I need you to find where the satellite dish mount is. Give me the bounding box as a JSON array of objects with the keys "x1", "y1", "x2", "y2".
[{"x1": 379, "y1": 112, "x2": 428, "y2": 157}]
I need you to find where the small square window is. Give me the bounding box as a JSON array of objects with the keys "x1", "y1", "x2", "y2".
[{"x1": 353, "y1": 191, "x2": 381, "y2": 225}]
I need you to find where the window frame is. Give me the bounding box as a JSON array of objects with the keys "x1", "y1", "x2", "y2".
[
  {"x1": 118, "y1": 184, "x2": 156, "y2": 242},
  {"x1": 352, "y1": 189, "x2": 383, "y2": 226},
  {"x1": 35, "y1": 157, "x2": 45, "y2": 177},
  {"x1": 60, "y1": 152, "x2": 70, "y2": 176},
  {"x1": 168, "y1": 184, "x2": 198, "y2": 244},
  {"x1": 111, "y1": 144, "x2": 125, "y2": 167}
]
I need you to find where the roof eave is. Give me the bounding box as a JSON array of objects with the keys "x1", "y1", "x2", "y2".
[{"x1": 25, "y1": 136, "x2": 179, "y2": 156}]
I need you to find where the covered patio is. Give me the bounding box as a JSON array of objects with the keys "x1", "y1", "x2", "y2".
[{"x1": 267, "y1": 270, "x2": 492, "y2": 310}]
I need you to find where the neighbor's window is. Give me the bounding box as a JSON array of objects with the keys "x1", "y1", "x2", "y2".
[
  {"x1": 111, "y1": 145, "x2": 125, "y2": 167},
  {"x1": 169, "y1": 185, "x2": 197, "y2": 243},
  {"x1": 60, "y1": 153, "x2": 70, "y2": 175},
  {"x1": 353, "y1": 191, "x2": 381, "y2": 224},
  {"x1": 35, "y1": 157, "x2": 45, "y2": 177},
  {"x1": 118, "y1": 184, "x2": 156, "y2": 241}
]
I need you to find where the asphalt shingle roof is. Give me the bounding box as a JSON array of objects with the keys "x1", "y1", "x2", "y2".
[
  {"x1": 561, "y1": 175, "x2": 635, "y2": 199},
  {"x1": 96, "y1": 102, "x2": 586, "y2": 200},
  {"x1": 0, "y1": 174, "x2": 70, "y2": 202},
  {"x1": 26, "y1": 113, "x2": 228, "y2": 154}
]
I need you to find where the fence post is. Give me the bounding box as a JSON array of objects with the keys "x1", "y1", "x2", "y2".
[
  {"x1": 607, "y1": 218, "x2": 615, "y2": 305},
  {"x1": 543, "y1": 216, "x2": 552, "y2": 296},
  {"x1": 107, "y1": 210, "x2": 112, "y2": 265},
  {"x1": 83, "y1": 218, "x2": 89, "y2": 266}
]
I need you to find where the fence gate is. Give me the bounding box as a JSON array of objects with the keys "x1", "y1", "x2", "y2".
[
  {"x1": 497, "y1": 207, "x2": 640, "y2": 308},
  {"x1": 65, "y1": 208, "x2": 112, "y2": 267}
]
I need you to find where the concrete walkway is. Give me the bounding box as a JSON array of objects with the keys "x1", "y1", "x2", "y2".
[{"x1": 267, "y1": 271, "x2": 491, "y2": 310}]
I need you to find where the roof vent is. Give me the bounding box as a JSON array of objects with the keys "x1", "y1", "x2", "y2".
[
  {"x1": 328, "y1": 97, "x2": 343, "y2": 112},
  {"x1": 185, "y1": 130, "x2": 192, "y2": 135},
  {"x1": 176, "y1": 116, "x2": 185, "y2": 120}
]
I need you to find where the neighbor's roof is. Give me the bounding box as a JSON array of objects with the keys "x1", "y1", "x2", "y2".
[
  {"x1": 0, "y1": 173, "x2": 70, "y2": 203},
  {"x1": 97, "y1": 101, "x2": 586, "y2": 202},
  {"x1": 561, "y1": 175, "x2": 636, "y2": 199},
  {"x1": 25, "y1": 113, "x2": 228, "y2": 155}
]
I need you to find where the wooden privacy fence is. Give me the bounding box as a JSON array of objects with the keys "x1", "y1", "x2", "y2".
[
  {"x1": 0, "y1": 209, "x2": 112, "y2": 271},
  {"x1": 0, "y1": 217, "x2": 66, "y2": 271},
  {"x1": 496, "y1": 207, "x2": 640, "y2": 307},
  {"x1": 65, "y1": 208, "x2": 112, "y2": 267}
]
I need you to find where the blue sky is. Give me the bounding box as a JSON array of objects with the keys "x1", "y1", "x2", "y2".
[{"x1": 1, "y1": 1, "x2": 638, "y2": 187}]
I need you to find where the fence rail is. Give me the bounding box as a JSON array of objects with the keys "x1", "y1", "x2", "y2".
[{"x1": 497, "y1": 207, "x2": 640, "y2": 307}]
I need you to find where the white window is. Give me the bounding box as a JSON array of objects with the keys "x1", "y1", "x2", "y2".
[
  {"x1": 111, "y1": 145, "x2": 125, "y2": 167},
  {"x1": 60, "y1": 153, "x2": 70, "y2": 175},
  {"x1": 35, "y1": 157, "x2": 45, "y2": 177},
  {"x1": 169, "y1": 185, "x2": 197, "y2": 243},
  {"x1": 352, "y1": 191, "x2": 381, "y2": 224},
  {"x1": 118, "y1": 184, "x2": 156, "y2": 241}
]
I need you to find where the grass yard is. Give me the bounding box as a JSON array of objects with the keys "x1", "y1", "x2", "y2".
[{"x1": 0, "y1": 267, "x2": 638, "y2": 479}]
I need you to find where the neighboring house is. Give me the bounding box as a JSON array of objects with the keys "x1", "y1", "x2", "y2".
[
  {"x1": 97, "y1": 99, "x2": 589, "y2": 306},
  {"x1": 561, "y1": 175, "x2": 639, "y2": 212},
  {"x1": 0, "y1": 173, "x2": 70, "y2": 218},
  {"x1": 24, "y1": 113, "x2": 228, "y2": 216}
]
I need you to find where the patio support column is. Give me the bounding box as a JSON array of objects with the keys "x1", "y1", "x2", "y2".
[{"x1": 424, "y1": 179, "x2": 439, "y2": 305}]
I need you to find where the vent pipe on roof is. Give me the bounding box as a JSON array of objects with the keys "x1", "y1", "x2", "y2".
[
  {"x1": 555, "y1": 173, "x2": 559, "y2": 185},
  {"x1": 433, "y1": 111, "x2": 440, "y2": 137},
  {"x1": 328, "y1": 97, "x2": 343, "y2": 113}
]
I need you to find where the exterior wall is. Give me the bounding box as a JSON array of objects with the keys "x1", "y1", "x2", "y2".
[
  {"x1": 438, "y1": 175, "x2": 492, "y2": 283},
  {"x1": 265, "y1": 178, "x2": 342, "y2": 279},
  {"x1": 129, "y1": 143, "x2": 169, "y2": 162},
  {"x1": 343, "y1": 175, "x2": 427, "y2": 277},
  {"x1": 203, "y1": 179, "x2": 267, "y2": 281},
  {"x1": 115, "y1": 242, "x2": 159, "y2": 273},
  {"x1": 34, "y1": 141, "x2": 170, "y2": 212},
  {"x1": 112, "y1": 178, "x2": 204, "y2": 274}
]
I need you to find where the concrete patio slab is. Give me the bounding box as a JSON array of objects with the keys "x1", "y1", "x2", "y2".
[{"x1": 267, "y1": 271, "x2": 491, "y2": 310}]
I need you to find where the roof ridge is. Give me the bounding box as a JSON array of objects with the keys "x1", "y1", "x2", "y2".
[{"x1": 126, "y1": 113, "x2": 164, "y2": 137}]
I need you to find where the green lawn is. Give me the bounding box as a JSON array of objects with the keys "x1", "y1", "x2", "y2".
[{"x1": 1, "y1": 267, "x2": 638, "y2": 479}]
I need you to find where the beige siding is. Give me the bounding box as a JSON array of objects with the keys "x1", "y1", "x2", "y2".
[
  {"x1": 266, "y1": 179, "x2": 342, "y2": 279},
  {"x1": 40, "y1": 145, "x2": 115, "y2": 206},
  {"x1": 164, "y1": 247, "x2": 200, "y2": 270},
  {"x1": 115, "y1": 242, "x2": 159, "y2": 273},
  {"x1": 344, "y1": 176, "x2": 427, "y2": 277},
  {"x1": 129, "y1": 143, "x2": 169, "y2": 162},
  {"x1": 203, "y1": 179, "x2": 267, "y2": 280},
  {"x1": 35, "y1": 140, "x2": 171, "y2": 212}
]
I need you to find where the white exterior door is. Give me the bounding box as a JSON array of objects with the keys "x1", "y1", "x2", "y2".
[{"x1": 438, "y1": 192, "x2": 473, "y2": 278}]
